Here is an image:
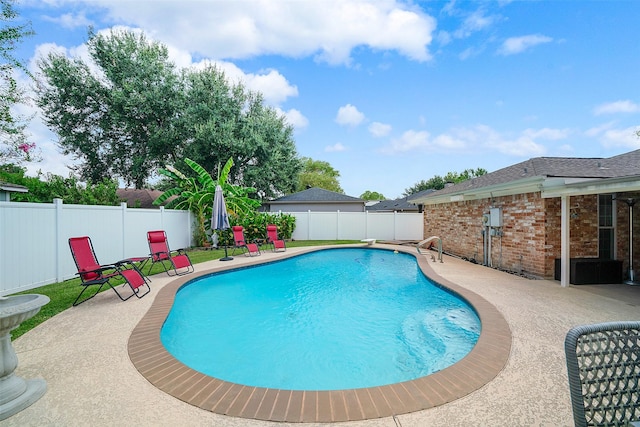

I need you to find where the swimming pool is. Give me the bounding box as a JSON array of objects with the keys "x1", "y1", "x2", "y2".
[
  {"x1": 161, "y1": 248, "x2": 480, "y2": 390},
  {"x1": 128, "y1": 245, "x2": 511, "y2": 422}
]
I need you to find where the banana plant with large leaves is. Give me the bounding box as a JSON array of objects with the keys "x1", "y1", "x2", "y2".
[{"x1": 154, "y1": 157, "x2": 260, "y2": 246}]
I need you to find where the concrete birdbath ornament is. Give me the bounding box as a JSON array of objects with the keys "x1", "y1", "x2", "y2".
[{"x1": 0, "y1": 294, "x2": 50, "y2": 420}]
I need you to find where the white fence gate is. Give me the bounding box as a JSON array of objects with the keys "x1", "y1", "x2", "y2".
[{"x1": 0, "y1": 199, "x2": 193, "y2": 296}]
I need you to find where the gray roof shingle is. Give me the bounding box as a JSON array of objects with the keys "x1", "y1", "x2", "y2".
[
  {"x1": 366, "y1": 197, "x2": 418, "y2": 211},
  {"x1": 117, "y1": 188, "x2": 171, "y2": 208},
  {"x1": 425, "y1": 150, "x2": 640, "y2": 197},
  {"x1": 270, "y1": 187, "x2": 364, "y2": 203},
  {"x1": 0, "y1": 181, "x2": 29, "y2": 192},
  {"x1": 406, "y1": 188, "x2": 436, "y2": 203}
]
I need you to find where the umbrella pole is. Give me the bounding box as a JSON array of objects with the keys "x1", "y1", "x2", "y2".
[{"x1": 220, "y1": 244, "x2": 233, "y2": 261}]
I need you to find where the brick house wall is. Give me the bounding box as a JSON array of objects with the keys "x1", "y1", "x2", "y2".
[{"x1": 423, "y1": 192, "x2": 638, "y2": 279}]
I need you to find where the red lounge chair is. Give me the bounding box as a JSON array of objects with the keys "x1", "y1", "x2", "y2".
[
  {"x1": 231, "y1": 226, "x2": 261, "y2": 256},
  {"x1": 266, "y1": 224, "x2": 286, "y2": 252},
  {"x1": 69, "y1": 236, "x2": 150, "y2": 306},
  {"x1": 147, "y1": 230, "x2": 194, "y2": 276}
]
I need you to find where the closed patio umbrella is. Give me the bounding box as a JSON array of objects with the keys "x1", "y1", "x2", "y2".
[{"x1": 211, "y1": 185, "x2": 233, "y2": 261}]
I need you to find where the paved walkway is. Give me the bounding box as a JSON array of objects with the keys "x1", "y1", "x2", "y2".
[{"x1": 7, "y1": 244, "x2": 640, "y2": 426}]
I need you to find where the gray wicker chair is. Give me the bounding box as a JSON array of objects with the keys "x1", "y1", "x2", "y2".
[{"x1": 564, "y1": 321, "x2": 640, "y2": 427}]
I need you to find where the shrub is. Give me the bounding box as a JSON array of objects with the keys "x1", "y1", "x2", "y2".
[{"x1": 214, "y1": 211, "x2": 296, "y2": 246}]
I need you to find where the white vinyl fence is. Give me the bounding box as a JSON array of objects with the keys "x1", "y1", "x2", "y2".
[
  {"x1": 0, "y1": 199, "x2": 193, "y2": 296},
  {"x1": 290, "y1": 211, "x2": 423, "y2": 241},
  {"x1": 1, "y1": 202, "x2": 423, "y2": 295}
]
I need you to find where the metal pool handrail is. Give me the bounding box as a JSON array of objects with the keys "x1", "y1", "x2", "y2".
[{"x1": 417, "y1": 236, "x2": 443, "y2": 262}]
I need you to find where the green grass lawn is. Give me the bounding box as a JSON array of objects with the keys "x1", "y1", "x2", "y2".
[{"x1": 10, "y1": 240, "x2": 358, "y2": 340}]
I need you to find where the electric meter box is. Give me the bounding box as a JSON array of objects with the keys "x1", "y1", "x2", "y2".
[
  {"x1": 489, "y1": 207, "x2": 503, "y2": 227},
  {"x1": 482, "y1": 213, "x2": 491, "y2": 226}
]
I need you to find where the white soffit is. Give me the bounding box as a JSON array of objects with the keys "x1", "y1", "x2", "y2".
[{"x1": 541, "y1": 175, "x2": 640, "y2": 198}]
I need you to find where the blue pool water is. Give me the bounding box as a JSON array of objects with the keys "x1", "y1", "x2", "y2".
[{"x1": 161, "y1": 248, "x2": 480, "y2": 391}]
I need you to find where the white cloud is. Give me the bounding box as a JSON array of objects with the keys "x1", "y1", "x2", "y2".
[
  {"x1": 593, "y1": 100, "x2": 640, "y2": 115},
  {"x1": 278, "y1": 108, "x2": 309, "y2": 131},
  {"x1": 487, "y1": 136, "x2": 546, "y2": 156},
  {"x1": 70, "y1": 0, "x2": 436, "y2": 65},
  {"x1": 42, "y1": 12, "x2": 93, "y2": 30},
  {"x1": 380, "y1": 124, "x2": 553, "y2": 157},
  {"x1": 453, "y1": 10, "x2": 497, "y2": 39},
  {"x1": 335, "y1": 104, "x2": 365, "y2": 127},
  {"x1": 368, "y1": 122, "x2": 392, "y2": 137},
  {"x1": 246, "y1": 69, "x2": 299, "y2": 105},
  {"x1": 436, "y1": 30, "x2": 452, "y2": 46},
  {"x1": 209, "y1": 61, "x2": 298, "y2": 106},
  {"x1": 383, "y1": 130, "x2": 431, "y2": 153},
  {"x1": 522, "y1": 127, "x2": 572, "y2": 140},
  {"x1": 498, "y1": 34, "x2": 552, "y2": 55},
  {"x1": 585, "y1": 122, "x2": 640, "y2": 149},
  {"x1": 459, "y1": 125, "x2": 546, "y2": 156},
  {"x1": 431, "y1": 133, "x2": 467, "y2": 149},
  {"x1": 325, "y1": 143, "x2": 347, "y2": 152},
  {"x1": 584, "y1": 121, "x2": 616, "y2": 137},
  {"x1": 30, "y1": 42, "x2": 92, "y2": 73},
  {"x1": 599, "y1": 126, "x2": 640, "y2": 149},
  {"x1": 459, "y1": 46, "x2": 484, "y2": 60},
  {"x1": 557, "y1": 144, "x2": 574, "y2": 154}
]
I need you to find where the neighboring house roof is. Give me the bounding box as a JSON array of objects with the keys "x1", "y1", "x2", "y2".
[
  {"x1": 268, "y1": 187, "x2": 364, "y2": 204},
  {"x1": 366, "y1": 197, "x2": 419, "y2": 212},
  {"x1": 117, "y1": 188, "x2": 170, "y2": 209},
  {"x1": 0, "y1": 181, "x2": 29, "y2": 193},
  {"x1": 410, "y1": 149, "x2": 640, "y2": 205},
  {"x1": 406, "y1": 188, "x2": 436, "y2": 204}
]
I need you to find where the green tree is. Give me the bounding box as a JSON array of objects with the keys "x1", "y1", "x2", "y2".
[
  {"x1": 0, "y1": 0, "x2": 36, "y2": 164},
  {"x1": 181, "y1": 65, "x2": 301, "y2": 200},
  {"x1": 403, "y1": 168, "x2": 487, "y2": 196},
  {"x1": 360, "y1": 190, "x2": 386, "y2": 200},
  {"x1": 36, "y1": 28, "x2": 184, "y2": 188},
  {"x1": 0, "y1": 164, "x2": 120, "y2": 205},
  {"x1": 296, "y1": 157, "x2": 343, "y2": 193},
  {"x1": 448, "y1": 168, "x2": 488, "y2": 182},
  {"x1": 154, "y1": 157, "x2": 261, "y2": 246}
]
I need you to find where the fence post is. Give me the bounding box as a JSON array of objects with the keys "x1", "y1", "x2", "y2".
[
  {"x1": 336, "y1": 210, "x2": 340, "y2": 240},
  {"x1": 121, "y1": 202, "x2": 127, "y2": 259},
  {"x1": 365, "y1": 210, "x2": 369, "y2": 239},
  {"x1": 189, "y1": 211, "x2": 194, "y2": 247},
  {"x1": 307, "y1": 210, "x2": 311, "y2": 240},
  {"x1": 393, "y1": 211, "x2": 397, "y2": 240},
  {"x1": 54, "y1": 198, "x2": 64, "y2": 283}
]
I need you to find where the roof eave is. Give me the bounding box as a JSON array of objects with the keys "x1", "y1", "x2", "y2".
[
  {"x1": 541, "y1": 175, "x2": 640, "y2": 198},
  {"x1": 0, "y1": 184, "x2": 29, "y2": 193},
  {"x1": 415, "y1": 176, "x2": 547, "y2": 205},
  {"x1": 268, "y1": 201, "x2": 365, "y2": 205}
]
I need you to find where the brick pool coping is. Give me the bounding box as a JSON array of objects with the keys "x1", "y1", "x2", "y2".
[{"x1": 128, "y1": 245, "x2": 512, "y2": 423}]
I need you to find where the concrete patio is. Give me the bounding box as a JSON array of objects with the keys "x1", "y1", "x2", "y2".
[{"x1": 6, "y1": 244, "x2": 640, "y2": 426}]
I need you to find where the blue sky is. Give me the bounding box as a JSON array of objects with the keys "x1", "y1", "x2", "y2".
[{"x1": 13, "y1": 0, "x2": 640, "y2": 199}]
